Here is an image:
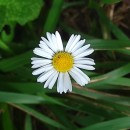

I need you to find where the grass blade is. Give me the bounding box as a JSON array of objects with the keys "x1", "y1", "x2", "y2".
[
  {"x1": 11, "y1": 104, "x2": 67, "y2": 130},
  {"x1": 24, "y1": 115, "x2": 32, "y2": 130},
  {"x1": 0, "y1": 50, "x2": 32, "y2": 72},
  {"x1": 43, "y1": 0, "x2": 64, "y2": 33},
  {"x1": 0, "y1": 92, "x2": 44, "y2": 104},
  {"x1": 80, "y1": 117, "x2": 130, "y2": 130}
]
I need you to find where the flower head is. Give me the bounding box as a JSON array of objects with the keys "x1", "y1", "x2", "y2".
[{"x1": 31, "y1": 31, "x2": 95, "y2": 94}]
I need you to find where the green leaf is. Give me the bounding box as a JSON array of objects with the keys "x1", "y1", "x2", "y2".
[
  {"x1": 0, "y1": 5, "x2": 6, "y2": 31},
  {"x1": 0, "y1": 50, "x2": 32, "y2": 72},
  {"x1": 50, "y1": 105, "x2": 77, "y2": 129},
  {"x1": 74, "y1": 115, "x2": 104, "y2": 127},
  {"x1": 73, "y1": 64, "x2": 130, "y2": 107},
  {"x1": 100, "y1": 0, "x2": 122, "y2": 4},
  {"x1": 24, "y1": 115, "x2": 32, "y2": 130},
  {"x1": 2, "y1": 104, "x2": 14, "y2": 130},
  {"x1": 61, "y1": 22, "x2": 95, "y2": 39},
  {"x1": 108, "y1": 77, "x2": 130, "y2": 87},
  {"x1": 80, "y1": 117, "x2": 130, "y2": 130},
  {"x1": 0, "y1": 82, "x2": 43, "y2": 93},
  {"x1": 0, "y1": 0, "x2": 43, "y2": 30},
  {"x1": 74, "y1": 87, "x2": 130, "y2": 107},
  {"x1": 0, "y1": 40, "x2": 13, "y2": 53},
  {"x1": 63, "y1": 95, "x2": 125, "y2": 118},
  {"x1": 0, "y1": 83, "x2": 68, "y2": 108},
  {"x1": 87, "y1": 63, "x2": 130, "y2": 90},
  {"x1": 1, "y1": 23, "x2": 15, "y2": 43},
  {"x1": 87, "y1": 39, "x2": 130, "y2": 50},
  {"x1": 0, "y1": 92, "x2": 44, "y2": 104},
  {"x1": 90, "y1": 63, "x2": 130, "y2": 85},
  {"x1": 43, "y1": 0, "x2": 64, "y2": 33},
  {"x1": 62, "y1": 1, "x2": 85, "y2": 10},
  {"x1": 11, "y1": 104, "x2": 67, "y2": 130},
  {"x1": 89, "y1": 1, "x2": 129, "y2": 40}
]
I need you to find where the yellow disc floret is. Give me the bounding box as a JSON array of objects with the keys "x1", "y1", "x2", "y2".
[{"x1": 52, "y1": 52, "x2": 74, "y2": 72}]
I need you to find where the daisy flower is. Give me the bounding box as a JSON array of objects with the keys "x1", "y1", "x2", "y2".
[{"x1": 31, "y1": 31, "x2": 95, "y2": 94}]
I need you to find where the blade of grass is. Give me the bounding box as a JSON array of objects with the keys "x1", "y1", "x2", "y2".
[
  {"x1": 100, "y1": 0, "x2": 122, "y2": 4},
  {"x1": 0, "y1": 82, "x2": 44, "y2": 94},
  {"x1": 89, "y1": 1, "x2": 129, "y2": 41},
  {"x1": 24, "y1": 115, "x2": 32, "y2": 130},
  {"x1": 43, "y1": 0, "x2": 64, "y2": 34},
  {"x1": 61, "y1": 22, "x2": 95, "y2": 39},
  {"x1": 2, "y1": 104, "x2": 14, "y2": 130},
  {"x1": 73, "y1": 87, "x2": 130, "y2": 107},
  {"x1": 0, "y1": 50, "x2": 32, "y2": 72},
  {"x1": 62, "y1": 1, "x2": 85, "y2": 10},
  {"x1": 71, "y1": 87, "x2": 130, "y2": 115},
  {"x1": 73, "y1": 115, "x2": 104, "y2": 127},
  {"x1": 38, "y1": 92, "x2": 68, "y2": 107},
  {"x1": 107, "y1": 77, "x2": 130, "y2": 87},
  {"x1": 88, "y1": 39, "x2": 130, "y2": 50},
  {"x1": 0, "y1": 40, "x2": 13, "y2": 54},
  {"x1": 50, "y1": 105, "x2": 77, "y2": 129},
  {"x1": 90, "y1": 63, "x2": 130, "y2": 85},
  {"x1": 80, "y1": 116, "x2": 130, "y2": 130},
  {"x1": 63, "y1": 95, "x2": 126, "y2": 118},
  {"x1": 11, "y1": 104, "x2": 67, "y2": 130},
  {"x1": 0, "y1": 92, "x2": 44, "y2": 104}
]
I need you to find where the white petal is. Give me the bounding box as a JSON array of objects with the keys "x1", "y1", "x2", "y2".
[
  {"x1": 71, "y1": 39, "x2": 86, "y2": 53},
  {"x1": 33, "y1": 48, "x2": 52, "y2": 59},
  {"x1": 31, "y1": 64, "x2": 44, "y2": 68},
  {"x1": 69, "y1": 70, "x2": 83, "y2": 86},
  {"x1": 64, "y1": 72, "x2": 72, "y2": 92},
  {"x1": 31, "y1": 59, "x2": 51, "y2": 65},
  {"x1": 52, "y1": 34, "x2": 59, "y2": 51},
  {"x1": 41, "y1": 37, "x2": 48, "y2": 47},
  {"x1": 74, "y1": 57, "x2": 94, "y2": 62},
  {"x1": 73, "y1": 66, "x2": 90, "y2": 82},
  {"x1": 63, "y1": 73, "x2": 67, "y2": 93},
  {"x1": 41, "y1": 36, "x2": 56, "y2": 52},
  {"x1": 67, "y1": 35, "x2": 81, "y2": 53},
  {"x1": 37, "y1": 68, "x2": 55, "y2": 83},
  {"x1": 71, "y1": 68, "x2": 88, "y2": 85},
  {"x1": 55, "y1": 31, "x2": 63, "y2": 51},
  {"x1": 74, "y1": 49, "x2": 94, "y2": 59},
  {"x1": 75, "y1": 64, "x2": 95, "y2": 70},
  {"x1": 39, "y1": 41, "x2": 54, "y2": 55},
  {"x1": 40, "y1": 40, "x2": 47, "y2": 45},
  {"x1": 31, "y1": 57, "x2": 43, "y2": 60},
  {"x1": 46, "y1": 32, "x2": 57, "y2": 52},
  {"x1": 71, "y1": 66, "x2": 90, "y2": 85},
  {"x1": 65, "y1": 34, "x2": 75, "y2": 51},
  {"x1": 57, "y1": 72, "x2": 64, "y2": 94},
  {"x1": 32, "y1": 65, "x2": 53, "y2": 75},
  {"x1": 44, "y1": 70, "x2": 57, "y2": 88},
  {"x1": 72, "y1": 45, "x2": 91, "y2": 57},
  {"x1": 74, "y1": 59, "x2": 95, "y2": 65},
  {"x1": 48, "y1": 72, "x2": 59, "y2": 89}
]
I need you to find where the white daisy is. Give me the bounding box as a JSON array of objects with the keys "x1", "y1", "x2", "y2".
[{"x1": 31, "y1": 31, "x2": 95, "y2": 94}]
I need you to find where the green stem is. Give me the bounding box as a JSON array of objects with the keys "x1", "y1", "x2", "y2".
[
  {"x1": 0, "y1": 39, "x2": 14, "y2": 54},
  {"x1": 43, "y1": 0, "x2": 64, "y2": 34},
  {"x1": 1, "y1": 22, "x2": 16, "y2": 43}
]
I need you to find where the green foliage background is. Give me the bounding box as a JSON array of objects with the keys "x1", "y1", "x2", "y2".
[{"x1": 0, "y1": 0, "x2": 130, "y2": 130}]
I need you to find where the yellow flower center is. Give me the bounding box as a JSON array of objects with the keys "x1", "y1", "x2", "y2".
[{"x1": 52, "y1": 52, "x2": 74, "y2": 72}]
